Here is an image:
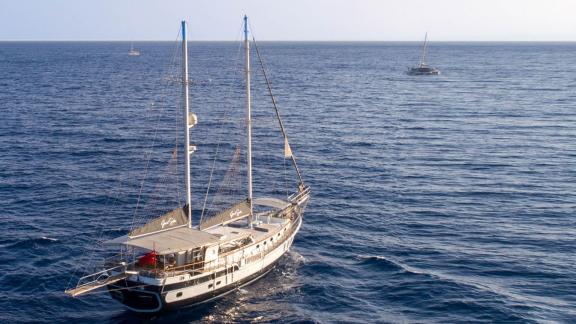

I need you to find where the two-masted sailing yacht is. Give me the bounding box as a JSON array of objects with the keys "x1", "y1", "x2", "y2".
[
  {"x1": 407, "y1": 32, "x2": 440, "y2": 76},
  {"x1": 65, "y1": 17, "x2": 310, "y2": 313}
]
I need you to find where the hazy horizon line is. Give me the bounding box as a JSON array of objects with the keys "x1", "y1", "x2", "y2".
[{"x1": 2, "y1": 39, "x2": 576, "y2": 43}]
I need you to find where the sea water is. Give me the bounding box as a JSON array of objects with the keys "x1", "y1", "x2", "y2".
[{"x1": 1, "y1": 42, "x2": 575, "y2": 322}]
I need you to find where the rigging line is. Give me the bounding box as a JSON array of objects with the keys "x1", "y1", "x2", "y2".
[
  {"x1": 134, "y1": 119, "x2": 183, "y2": 225},
  {"x1": 70, "y1": 30, "x2": 183, "y2": 288},
  {"x1": 68, "y1": 176, "x2": 137, "y2": 274},
  {"x1": 136, "y1": 33, "x2": 180, "y2": 208},
  {"x1": 251, "y1": 35, "x2": 305, "y2": 186},
  {"x1": 284, "y1": 154, "x2": 289, "y2": 199},
  {"x1": 130, "y1": 30, "x2": 182, "y2": 231},
  {"x1": 200, "y1": 22, "x2": 245, "y2": 223},
  {"x1": 66, "y1": 174, "x2": 136, "y2": 289},
  {"x1": 129, "y1": 93, "x2": 166, "y2": 229},
  {"x1": 74, "y1": 39, "x2": 182, "y2": 275},
  {"x1": 204, "y1": 146, "x2": 243, "y2": 218},
  {"x1": 199, "y1": 112, "x2": 227, "y2": 223},
  {"x1": 134, "y1": 153, "x2": 180, "y2": 226}
]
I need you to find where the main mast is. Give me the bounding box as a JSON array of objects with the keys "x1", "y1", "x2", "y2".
[
  {"x1": 182, "y1": 21, "x2": 193, "y2": 228},
  {"x1": 244, "y1": 15, "x2": 254, "y2": 225},
  {"x1": 420, "y1": 32, "x2": 428, "y2": 67}
]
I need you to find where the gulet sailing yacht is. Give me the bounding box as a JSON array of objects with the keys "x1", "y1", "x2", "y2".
[{"x1": 65, "y1": 17, "x2": 310, "y2": 313}]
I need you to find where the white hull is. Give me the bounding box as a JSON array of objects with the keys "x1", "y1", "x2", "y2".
[{"x1": 108, "y1": 207, "x2": 305, "y2": 313}]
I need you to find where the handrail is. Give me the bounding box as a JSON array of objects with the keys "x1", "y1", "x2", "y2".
[
  {"x1": 72, "y1": 264, "x2": 127, "y2": 290},
  {"x1": 98, "y1": 204, "x2": 306, "y2": 281},
  {"x1": 289, "y1": 186, "x2": 311, "y2": 202},
  {"x1": 139, "y1": 217, "x2": 300, "y2": 279}
]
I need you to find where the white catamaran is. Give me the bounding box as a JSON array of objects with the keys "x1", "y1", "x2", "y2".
[
  {"x1": 65, "y1": 17, "x2": 310, "y2": 313},
  {"x1": 128, "y1": 42, "x2": 141, "y2": 56},
  {"x1": 407, "y1": 32, "x2": 440, "y2": 76}
]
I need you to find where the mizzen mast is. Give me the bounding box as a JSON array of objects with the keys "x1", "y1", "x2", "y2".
[{"x1": 244, "y1": 15, "x2": 254, "y2": 225}]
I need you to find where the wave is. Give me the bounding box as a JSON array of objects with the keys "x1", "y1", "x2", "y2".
[
  {"x1": 5, "y1": 236, "x2": 60, "y2": 249},
  {"x1": 355, "y1": 255, "x2": 411, "y2": 273},
  {"x1": 356, "y1": 255, "x2": 560, "y2": 317}
]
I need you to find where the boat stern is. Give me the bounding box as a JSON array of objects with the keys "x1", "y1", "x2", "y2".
[{"x1": 108, "y1": 282, "x2": 163, "y2": 313}]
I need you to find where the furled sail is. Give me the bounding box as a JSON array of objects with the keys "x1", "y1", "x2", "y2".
[
  {"x1": 129, "y1": 206, "x2": 188, "y2": 238},
  {"x1": 199, "y1": 200, "x2": 251, "y2": 230}
]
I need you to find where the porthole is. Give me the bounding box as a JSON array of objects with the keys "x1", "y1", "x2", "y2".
[
  {"x1": 176, "y1": 292, "x2": 183, "y2": 297},
  {"x1": 208, "y1": 284, "x2": 213, "y2": 288}
]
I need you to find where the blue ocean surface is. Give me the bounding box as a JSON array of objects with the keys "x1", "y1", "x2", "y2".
[{"x1": 1, "y1": 41, "x2": 576, "y2": 323}]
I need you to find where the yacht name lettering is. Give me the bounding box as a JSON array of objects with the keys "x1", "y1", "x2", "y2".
[
  {"x1": 161, "y1": 217, "x2": 177, "y2": 228},
  {"x1": 229, "y1": 209, "x2": 242, "y2": 218}
]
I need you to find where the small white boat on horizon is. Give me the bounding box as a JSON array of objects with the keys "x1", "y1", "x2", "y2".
[
  {"x1": 407, "y1": 32, "x2": 440, "y2": 76},
  {"x1": 128, "y1": 42, "x2": 140, "y2": 56}
]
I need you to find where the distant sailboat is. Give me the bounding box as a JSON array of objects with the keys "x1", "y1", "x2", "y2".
[
  {"x1": 407, "y1": 33, "x2": 440, "y2": 76},
  {"x1": 128, "y1": 42, "x2": 141, "y2": 56},
  {"x1": 65, "y1": 17, "x2": 310, "y2": 313}
]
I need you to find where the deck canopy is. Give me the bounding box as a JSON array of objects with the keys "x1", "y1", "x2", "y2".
[{"x1": 105, "y1": 227, "x2": 219, "y2": 255}]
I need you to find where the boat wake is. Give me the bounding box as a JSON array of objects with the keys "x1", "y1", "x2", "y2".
[
  {"x1": 354, "y1": 254, "x2": 563, "y2": 320},
  {"x1": 182, "y1": 251, "x2": 310, "y2": 322}
]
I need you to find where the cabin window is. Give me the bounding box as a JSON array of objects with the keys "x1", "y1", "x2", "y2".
[
  {"x1": 176, "y1": 292, "x2": 183, "y2": 297},
  {"x1": 264, "y1": 241, "x2": 267, "y2": 245},
  {"x1": 256, "y1": 245, "x2": 259, "y2": 249},
  {"x1": 208, "y1": 284, "x2": 213, "y2": 288},
  {"x1": 166, "y1": 254, "x2": 176, "y2": 267},
  {"x1": 216, "y1": 281, "x2": 221, "y2": 285},
  {"x1": 270, "y1": 238, "x2": 273, "y2": 242}
]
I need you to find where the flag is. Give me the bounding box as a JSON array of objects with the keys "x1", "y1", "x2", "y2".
[
  {"x1": 138, "y1": 250, "x2": 157, "y2": 267},
  {"x1": 284, "y1": 137, "x2": 292, "y2": 158}
]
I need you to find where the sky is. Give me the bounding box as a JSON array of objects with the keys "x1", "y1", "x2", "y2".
[{"x1": 0, "y1": 0, "x2": 575, "y2": 41}]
